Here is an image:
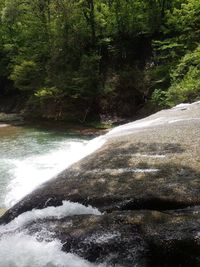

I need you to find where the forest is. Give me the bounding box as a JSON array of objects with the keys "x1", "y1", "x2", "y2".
[{"x1": 0, "y1": 0, "x2": 199, "y2": 122}]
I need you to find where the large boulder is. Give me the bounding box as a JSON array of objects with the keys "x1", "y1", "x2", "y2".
[{"x1": 1, "y1": 101, "x2": 200, "y2": 223}]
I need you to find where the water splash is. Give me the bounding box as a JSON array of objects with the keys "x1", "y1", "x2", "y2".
[
  {"x1": 5, "y1": 137, "x2": 105, "y2": 207},
  {"x1": 0, "y1": 202, "x2": 110, "y2": 267},
  {"x1": 0, "y1": 232, "x2": 122, "y2": 267},
  {"x1": 0, "y1": 233, "x2": 100, "y2": 267},
  {"x1": 0, "y1": 201, "x2": 101, "y2": 232}
]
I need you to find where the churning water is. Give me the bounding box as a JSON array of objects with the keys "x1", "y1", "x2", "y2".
[
  {"x1": 0, "y1": 124, "x2": 104, "y2": 208},
  {"x1": 0, "y1": 124, "x2": 107, "y2": 267},
  {"x1": 0, "y1": 201, "x2": 103, "y2": 267}
]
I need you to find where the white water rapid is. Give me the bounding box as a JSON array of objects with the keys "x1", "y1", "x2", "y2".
[
  {"x1": 0, "y1": 132, "x2": 104, "y2": 208},
  {"x1": 0, "y1": 201, "x2": 106, "y2": 267},
  {"x1": 0, "y1": 127, "x2": 108, "y2": 267}
]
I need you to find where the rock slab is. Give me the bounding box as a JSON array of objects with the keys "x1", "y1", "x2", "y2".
[{"x1": 1, "y1": 101, "x2": 200, "y2": 266}]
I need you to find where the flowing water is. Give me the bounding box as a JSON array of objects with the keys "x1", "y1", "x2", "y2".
[
  {"x1": 0, "y1": 124, "x2": 104, "y2": 208},
  {"x1": 0, "y1": 201, "x2": 104, "y2": 267},
  {"x1": 0, "y1": 123, "x2": 108, "y2": 267}
]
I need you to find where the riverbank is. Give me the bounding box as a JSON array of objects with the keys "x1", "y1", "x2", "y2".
[
  {"x1": 0, "y1": 112, "x2": 111, "y2": 137},
  {"x1": 0, "y1": 102, "x2": 155, "y2": 137},
  {"x1": 0, "y1": 91, "x2": 155, "y2": 132},
  {"x1": 0, "y1": 112, "x2": 24, "y2": 125}
]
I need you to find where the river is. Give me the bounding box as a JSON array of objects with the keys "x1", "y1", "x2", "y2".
[
  {"x1": 0, "y1": 123, "x2": 101, "y2": 208},
  {"x1": 0, "y1": 123, "x2": 109, "y2": 267}
]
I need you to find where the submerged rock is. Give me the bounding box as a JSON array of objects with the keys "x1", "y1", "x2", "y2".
[{"x1": 1, "y1": 101, "x2": 200, "y2": 266}]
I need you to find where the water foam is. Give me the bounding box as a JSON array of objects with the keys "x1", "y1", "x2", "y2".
[
  {"x1": 0, "y1": 231, "x2": 122, "y2": 267},
  {"x1": 0, "y1": 201, "x2": 101, "y2": 232},
  {"x1": 0, "y1": 233, "x2": 99, "y2": 267},
  {"x1": 0, "y1": 202, "x2": 103, "y2": 267},
  {"x1": 5, "y1": 137, "x2": 105, "y2": 207}
]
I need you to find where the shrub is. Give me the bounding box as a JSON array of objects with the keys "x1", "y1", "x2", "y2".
[
  {"x1": 34, "y1": 87, "x2": 62, "y2": 98},
  {"x1": 167, "y1": 66, "x2": 200, "y2": 106},
  {"x1": 166, "y1": 46, "x2": 200, "y2": 106},
  {"x1": 10, "y1": 60, "x2": 42, "y2": 91},
  {"x1": 151, "y1": 89, "x2": 168, "y2": 108}
]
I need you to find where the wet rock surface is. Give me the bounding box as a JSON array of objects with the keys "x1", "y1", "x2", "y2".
[
  {"x1": 4, "y1": 208, "x2": 200, "y2": 267},
  {"x1": 26, "y1": 213, "x2": 148, "y2": 267},
  {"x1": 1, "y1": 101, "x2": 200, "y2": 266}
]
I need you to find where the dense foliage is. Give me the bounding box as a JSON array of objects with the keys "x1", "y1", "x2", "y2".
[
  {"x1": 0, "y1": 0, "x2": 199, "y2": 121},
  {"x1": 151, "y1": 0, "x2": 200, "y2": 107}
]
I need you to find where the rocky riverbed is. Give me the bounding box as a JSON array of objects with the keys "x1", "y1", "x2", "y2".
[{"x1": 1, "y1": 101, "x2": 200, "y2": 266}]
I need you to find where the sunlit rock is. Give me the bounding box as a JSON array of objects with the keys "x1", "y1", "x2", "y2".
[{"x1": 1, "y1": 101, "x2": 200, "y2": 266}]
